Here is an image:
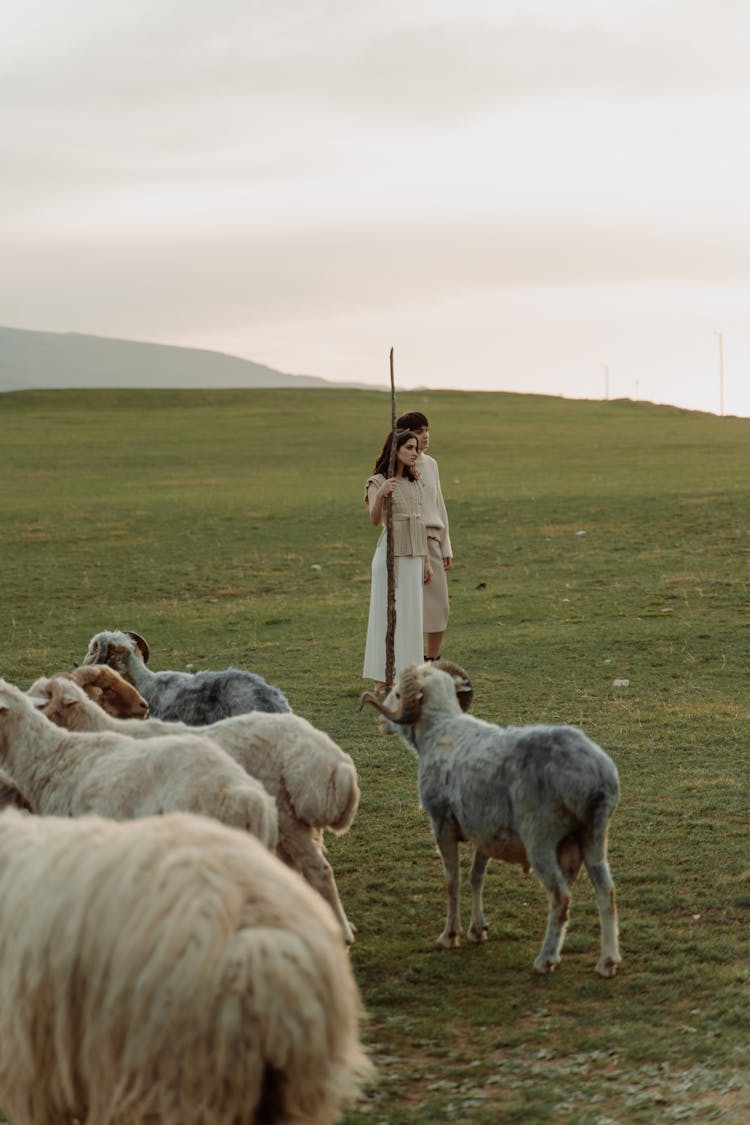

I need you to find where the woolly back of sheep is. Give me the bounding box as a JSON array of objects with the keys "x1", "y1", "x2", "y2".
[{"x1": 0, "y1": 810, "x2": 371, "y2": 1125}]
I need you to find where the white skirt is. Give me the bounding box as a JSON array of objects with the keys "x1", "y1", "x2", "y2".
[{"x1": 363, "y1": 537, "x2": 424, "y2": 682}]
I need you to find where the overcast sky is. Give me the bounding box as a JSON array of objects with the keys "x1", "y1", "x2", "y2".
[{"x1": 3, "y1": 0, "x2": 749, "y2": 415}]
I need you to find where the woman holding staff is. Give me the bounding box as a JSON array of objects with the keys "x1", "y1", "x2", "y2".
[{"x1": 363, "y1": 430, "x2": 432, "y2": 695}]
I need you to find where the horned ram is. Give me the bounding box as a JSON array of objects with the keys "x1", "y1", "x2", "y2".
[
  {"x1": 361, "y1": 661, "x2": 621, "y2": 977},
  {"x1": 82, "y1": 629, "x2": 291, "y2": 723}
]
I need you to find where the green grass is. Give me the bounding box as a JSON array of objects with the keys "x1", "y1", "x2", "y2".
[{"x1": 1, "y1": 387, "x2": 748, "y2": 1123}]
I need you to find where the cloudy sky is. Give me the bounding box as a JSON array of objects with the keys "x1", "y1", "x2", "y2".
[{"x1": 3, "y1": 0, "x2": 749, "y2": 415}]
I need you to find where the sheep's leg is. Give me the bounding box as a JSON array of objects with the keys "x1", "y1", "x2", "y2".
[
  {"x1": 433, "y1": 819, "x2": 462, "y2": 948},
  {"x1": 526, "y1": 848, "x2": 571, "y2": 973},
  {"x1": 583, "y1": 833, "x2": 621, "y2": 978},
  {"x1": 308, "y1": 856, "x2": 356, "y2": 947},
  {"x1": 467, "y1": 849, "x2": 490, "y2": 943},
  {"x1": 277, "y1": 832, "x2": 355, "y2": 946}
]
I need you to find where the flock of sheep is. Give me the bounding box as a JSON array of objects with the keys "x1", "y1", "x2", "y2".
[{"x1": 0, "y1": 627, "x2": 622, "y2": 1124}]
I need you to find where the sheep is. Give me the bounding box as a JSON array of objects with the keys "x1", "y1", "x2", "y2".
[
  {"x1": 0, "y1": 677, "x2": 278, "y2": 850},
  {"x1": 0, "y1": 808, "x2": 372, "y2": 1125},
  {"x1": 82, "y1": 628, "x2": 291, "y2": 722},
  {"x1": 0, "y1": 768, "x2": 31, "y2": 812},
  {"x1": 361, "y1": 661, "x2": 621, "y2": 978},
  {"x1": 30, "y1": 670, "x2": 359, "y2": 944},
  {"x1": 58, "y1": 663, "x2": 149, "y2": 718}
]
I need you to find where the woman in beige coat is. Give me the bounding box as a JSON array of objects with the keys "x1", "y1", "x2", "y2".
[{"x1": 363, "y1": 430, "x2": 432, "y2": 694}]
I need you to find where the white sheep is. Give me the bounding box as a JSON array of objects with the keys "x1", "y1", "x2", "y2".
[
  {"x1": 83, "y1": 629, "x2": 292, "y2": 721},
  {"x1": 30, "y1": 670, "x2": 359, "y2": 943},
  {"x1": 361, "y1": 661, "x2": 621, "y2": 978},
  {"x1": 0, "y1": 677, "x2": 277, "y2": 850},
  {"x1": 0, "y1": 808, "x2": 372, "y2": 1124}
]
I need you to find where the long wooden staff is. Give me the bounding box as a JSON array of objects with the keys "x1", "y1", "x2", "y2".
[{"x1": 384, "y1": 346, "x2": 398, "y2": 686}]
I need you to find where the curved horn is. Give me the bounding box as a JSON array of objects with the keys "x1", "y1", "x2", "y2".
[
  {"x1": 358, "y1": 666, "x2": 424, "y2": 726},
  {"x1": 358, "y1": 691, "x2": 403, "y2": 722},
  {"x1": 396, "y1": 666, "x2": 424, "y2": 724},
  {"x1": 125, "y1": 632, "x2": 149, "y2": 663},
  {"x1": 433, "y1": 660, "x2": 474, "y2": 711}
]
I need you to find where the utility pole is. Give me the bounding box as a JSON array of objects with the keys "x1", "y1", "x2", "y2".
[{"x1": 715, "y1": 331, "x2": 725, "y2": 417}]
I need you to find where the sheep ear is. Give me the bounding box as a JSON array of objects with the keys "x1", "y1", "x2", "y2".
[
  {"x1": 28, "y1": 693, "x2": 49, "y2": 710},
  {"x1": 125, "y1": 632, "x2": 149, "y2": 663}
]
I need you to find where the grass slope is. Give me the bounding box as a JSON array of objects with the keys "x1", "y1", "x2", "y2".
[{"x1": 1, "y1": 388, "x2": 748, "y2": 1123}]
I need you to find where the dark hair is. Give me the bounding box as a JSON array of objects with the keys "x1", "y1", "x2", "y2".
[
  {"x1": 373, "y1": 430, "x2": 419, "y2": 481},
  {"x1": 395, "y1": 410, "x2": 429, "y2": 431}
]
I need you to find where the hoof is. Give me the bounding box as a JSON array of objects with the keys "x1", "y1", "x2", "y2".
[
  {"x1": 467, "y1": 926, "x2": 488, "y2": 944},
  {"x1": 595, "y1": 956, "x2": 620, "y2": 979},
  {"x1": 533, "y1": 956, "x2": 559, "y2": 974},
  {"x1": 437, "y1": 933, "x2": 460, "y2": 949}
]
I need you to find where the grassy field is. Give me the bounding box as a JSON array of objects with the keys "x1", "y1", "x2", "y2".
[{"x1": 1, "y1": 387, "x2": 748, "y2": 1123}]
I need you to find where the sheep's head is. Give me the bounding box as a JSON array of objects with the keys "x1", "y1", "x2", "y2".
[
  {"x1": 26, "y1": 676, "x2": 86, "y2": 728},
  {"x1": 359, "y1": 661, "x2": 473, "y2": 729},
  {"x1": 82, "y1": 630, "x2": 150, "y2": 673},
  {"x1": 70, "y1": 665, "x2": 149, "y2": 718}
]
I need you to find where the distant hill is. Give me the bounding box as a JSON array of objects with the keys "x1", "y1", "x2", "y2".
[{"x1": 0, "y1": 325, "x2": 363, "y2": 392}]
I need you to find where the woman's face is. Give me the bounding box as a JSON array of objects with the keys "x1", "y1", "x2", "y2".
[{"x1": 396, "y1": 437, "x2": 419, "y2": 470}]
